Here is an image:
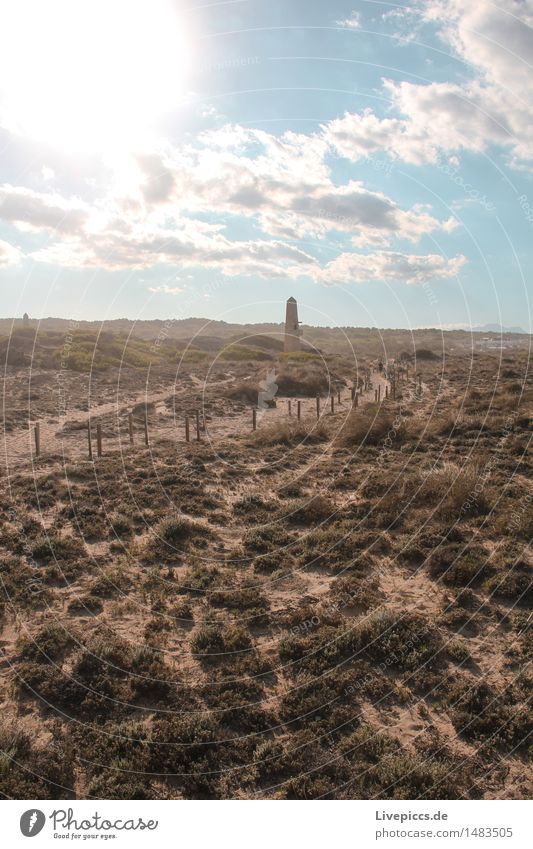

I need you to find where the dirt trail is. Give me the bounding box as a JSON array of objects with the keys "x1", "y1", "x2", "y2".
[{"x1": 1, "y1": 370, "x2": 399, "y2": 476}]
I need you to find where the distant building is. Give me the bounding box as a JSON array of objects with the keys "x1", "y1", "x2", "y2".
[{"x1": 284, "y1": 297, "x2": 301, "y2": 353}]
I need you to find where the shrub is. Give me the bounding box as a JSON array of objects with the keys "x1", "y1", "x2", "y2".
[
  {"x1": 108, "y1": 513, "x2": 134, "y2": 538},
  {"x1": 143, "y1": 515, "x2": 211, "y2": 561},
  {"x1": 357, "y1": 611, "x2": 443, "y2": 672},
  {"x1": 446, "y1": 640, "x2": 471, "y2": 665},
  {"x1": 19, "y1": 624, "x2": 76, "y2": 663},
  {"x1": 415, "y1": 348, "x2": 440, "y2": 361},
  {"x1": 190, "y1": 624, "x2": 252, "y2": 658},
  {"x1": 281, "y1": 495, "x2": 336, "y2": 526},
  {"x1": 226, "y1": 381, "x2": 261, "y2": 403},
  {"x1": 253, "y1": 420, "x2": 329, "y2": 447},
  {"x1": 276, "y1": 365, "x2": 331, "y2": 397},
  {"x1": 32, "y1": 534, "x2": 85, "y2": 563},
  {"x1": 0, "y1": 729, "x2": 75, "y2": 799},
  {"x1": 67, "y1": 594, "x2": 103, "y2": 615},
  {"x1": 339, "y1": 407, "x2": 406, "y2": 448},
  {"x1": 179, "y1": 564, "x2": 219, "y2": 595},
  {"x1": 449, "y1": 681, "x2": 532, "y2": 751},
  {"x1": 428, "y1": 544, "x2": 491, "y2": 588},
  {"x1": 419, "y1": 463, "x2": 492, "y2": 519},
  {"x1": 485, "y1": 562, "x2": 532, "y2": 605}
]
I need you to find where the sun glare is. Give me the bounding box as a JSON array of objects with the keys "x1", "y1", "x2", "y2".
[{"x1": 0, "y1": 0, "x2": 189, "y2": 151}]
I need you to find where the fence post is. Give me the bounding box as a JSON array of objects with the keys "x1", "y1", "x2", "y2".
[
  {"x1": 374, "y1": 389, "x2": 378, "y2": 402},
  {"x1": 144, "y1": 413, "x2": 149, "y2": 446},
  {"x1": 87, "y1": 422, "x2": 93, "y2": 459},
  {"x1": 316, "y1": 394, "x2": 320, "y2": 419},
  {"x1": 185, "y1": 415, "x2": 190, "y2": 443},
  {"x1": 34, "y1": 422, "x2": 40, "y2": 457},
  {"x1": 378, "y1": 385, "x2": 381, "y2": 403},
  {"x1": 297, "y1": 400, "x2": 301, "y2": 421},
  {"x1": 331, "y1": 395, "x2": 334, "y2": 413},
  {"x1": 196, "y1": 410, "x2": 201, "y2": 442},
  {"x1": 252, "y1": 408, "x2": 257, "y2": 431},
  {"x1": 337, "y1": 390, "x2": 341, "y2": 404},
  {"x1": 354, "y1": 390, "x2": 358, "y2": 408},
  {"x1": 128, "y1": 413, "x2": 134, "y2": 444},
  {"x1": 385, "y1": 385, "x2": 388, "y2": 399},
  {"x1": 96, "y1": 423, "x2": 103, "y2": 457},
  {"x1": 288, "y1": 400, "x2": 292, "y2": 417}
]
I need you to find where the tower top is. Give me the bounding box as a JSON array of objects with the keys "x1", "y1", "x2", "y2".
[{"x1": 284, "y1": 297, "x2": 301, "y2": 352}]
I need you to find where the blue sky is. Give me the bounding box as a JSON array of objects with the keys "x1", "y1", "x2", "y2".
[{"x1": 0, "y1": 0, "x2": 532, "y2": 329}]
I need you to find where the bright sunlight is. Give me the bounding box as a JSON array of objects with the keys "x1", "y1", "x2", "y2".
[{"x1": 0, "y1": 0, "x2": 189, "y2": 151}]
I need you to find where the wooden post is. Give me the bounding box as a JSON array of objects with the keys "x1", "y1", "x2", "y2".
[
  {"x1": 128, "y1": 413, "x2": 134, "y2": 444},
  {"x1": 185, "y1": 415, "x2": 190, "y2": 443},
  {"x1": 351, "y1": 386, "x2": 355, "y2": 402},
  {"x1": 288, "y1": 400, "x2": 292, "y2": 417},
  {"x1": 96, "y1": 423, "x2": 103, "y2": 457},
  {"x1": 195, "y1": 410, "x2": 201, "y2": 442},
  {"x1": 378, "y1": 385, "x2": 381, "y2": 403},
  {"x1": 337, "y1": 390, "x2": 341, "y2": 405},
  {"x1": 331, "y1": 395, "x2": 335, "y2": 414},
  {"x1": 385, "y1": 385, "x2": 388, "y2": 399},
  {"x1": 354, "y1": 390, "x2": 358, "y2": 408},
  {"x1": 144, "y1": 413, "x2": 149, "y2": 446},
  {"x1": 33, "y1": 422, "x2": 40, "y2": 457},
  {"x1": 297, "y1": 400, "x2": 301, "y2": 421},
  {"x1": 87, "y1": 422, "x2": 92, "y2": 459},
  {"x1": 374, "y1": 389, "x2": 378, "y2": 402},
  {"x1": 252, "y1": 408, "x2": 257, "y2": 431},
  {"x1": 316, "y1": 394, "x2": 320, "y2": 419}
]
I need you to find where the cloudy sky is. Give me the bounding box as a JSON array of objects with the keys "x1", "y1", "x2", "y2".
[{"x1": 0, "y1": 0, "x2": 532, "y2": 329}]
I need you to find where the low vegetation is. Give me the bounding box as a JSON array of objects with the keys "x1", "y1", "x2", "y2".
[{"x1": 0, "y1": 330, "x2": 531, "y2": 800}]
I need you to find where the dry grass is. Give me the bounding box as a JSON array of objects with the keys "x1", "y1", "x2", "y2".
[{"x1": 0, "y1": 341, "x2": 531, "y2": 801}]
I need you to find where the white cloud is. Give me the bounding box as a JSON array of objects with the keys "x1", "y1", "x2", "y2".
[
  {"x1": 31, "y1": 220, "x2": 319, "y2": 278},
  {"x1": 336, "y1": 12, "x2": 361, "y2": 29},
  {"x1": 0, "y1": 123, "x2": 463, "y2": 286},
  {"x1": 316, "y1": 250, "x2": 466, "y2": 285},
  {"x1": 323, "y1": 2, "x2": 533, "y2": 169},
  {"x1": 0, "y1": 184, "x2": 88, "y2": 233},
  {"x1": 421, "y1": 0, "x2": 533, "y2": 164},
  {"x1": 127, "y1": 129, "x2": 454, "y2": 246},
  {"x1": 0, "y1": 238, "x2": 20, "y2": 266},
  {"x1": 148, "y1": 283, "x2": 184, "y2": 295}
]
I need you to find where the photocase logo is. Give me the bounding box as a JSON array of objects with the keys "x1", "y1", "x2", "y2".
[
  {"x1": 20, "y1": 809, "x2": 46, "y2": 837},
  {"x1": 257, "y1": 368, "x2": 278, "y2": 411}
]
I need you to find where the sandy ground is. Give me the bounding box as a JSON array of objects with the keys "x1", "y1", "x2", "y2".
[{"x1": 1, "y1": 371, "x2": 394, "y2": 474}]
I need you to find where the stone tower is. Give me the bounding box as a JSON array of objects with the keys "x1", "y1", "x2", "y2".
[{"x1": 284, "y1": 296, "x2": 301, "y2": 353}]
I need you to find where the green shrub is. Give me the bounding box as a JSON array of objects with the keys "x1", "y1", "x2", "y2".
[{"x1": 190, "y1": 624, "x2": 252, "y2": 658}]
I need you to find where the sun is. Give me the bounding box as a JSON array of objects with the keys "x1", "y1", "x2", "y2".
[{"x1": 0, "y1": 0, "x2": 189, "y2": 152}]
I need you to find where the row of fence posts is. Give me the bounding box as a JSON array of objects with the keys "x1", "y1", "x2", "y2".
[
  {"x1": 31, "y1": 408, "x2": 206, "y2": 459},
  {"x1": 30, "y1": 371, "x2": 423, "y2": 458}
]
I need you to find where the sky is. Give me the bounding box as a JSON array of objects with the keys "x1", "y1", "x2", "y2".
[{"x1": 0, "y1": 0, "x2": 532, "y2": 330}]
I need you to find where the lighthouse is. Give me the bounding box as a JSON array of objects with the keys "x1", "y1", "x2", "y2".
[{"x1": 284, "y1": 297, "x2": 301, "y2": 353}]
